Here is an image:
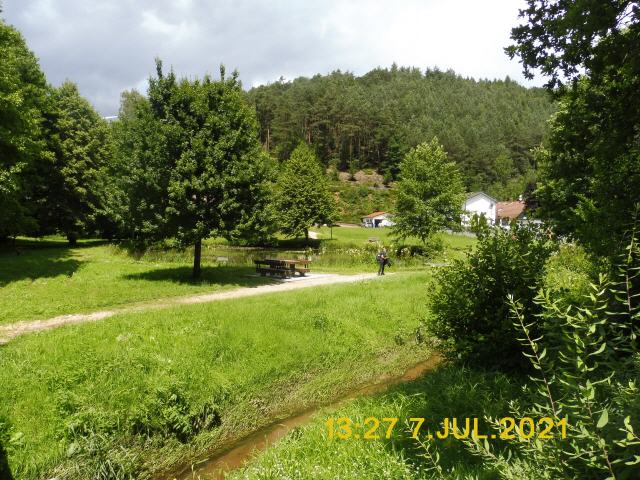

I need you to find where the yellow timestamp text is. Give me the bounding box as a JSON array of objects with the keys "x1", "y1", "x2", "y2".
[{"x1": 325, "y1": 416, "x2": 568, "y2": 441}]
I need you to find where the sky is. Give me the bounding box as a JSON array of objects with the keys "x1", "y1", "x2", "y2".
[{"x1": 2, "y1": 0, "x2": 541, "y2": 116}]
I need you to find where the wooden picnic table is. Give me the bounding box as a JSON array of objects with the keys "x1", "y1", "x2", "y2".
[{"x1": 254, "y1": 259, "x2": 312, "y2": 278}]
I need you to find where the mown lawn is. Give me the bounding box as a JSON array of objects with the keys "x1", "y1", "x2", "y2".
[
  {"x1": 0, "y1": 271, "x2": 433, "y2": 480},
  {"x1": 230, "y1": 365, "x2": 523, "y2": 480},
  {"x1": 0, "y1": 239, "x2": 273, "y2": 324},
  {"x1": 312, "y1": 226, "x2": 475, "y2": 251},
  {"x1": 1, "y1": 231, "x2": 475, "y2": 324}
]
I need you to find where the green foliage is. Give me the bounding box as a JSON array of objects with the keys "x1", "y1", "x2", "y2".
[
  {"x1": 463, "y1": 229, "x2": 640, "y2": 479},
  {"x1": 535, "y1": 72, "x2": 640, "y2": 255},
  {"x1": 392, "y1": 139, "x2": 465, "y2": 243},
  {"x1": 129, "y1": 382, "x2": 221, "y2": 442},
  {"x1": 275, "y1": 142, "x2": 337, "y2": 239},
  {"x1": 31, "y1": 82, "x2": 113, "y2": 244},
  {"x1": 506, "y1": 0, "x2": 639, "y2": 89},
  {"x1": 117, "y1": 60, "x2": 273, "y2": 274},
  {"x1": 508, "y1": 1, "x2": 640, "y2": 256},
  {"x1": 542, "y1": 242, "x2": 599, "y2": 307},
  {"x1": 332, "y1": 183, "x2": 395, "y2": 223},
  {"x1": 428, "y1": 225, "x2": 556, "y2": 370},
  {"x1": 469, "y1": 212, "x2": 491, "y2": 236},
  {"x1": 0, "y1": 19, "x2": 47, "y2": 238},
  {"x1": 247, "y1": 66, "x2": 554, "y2": 192}
]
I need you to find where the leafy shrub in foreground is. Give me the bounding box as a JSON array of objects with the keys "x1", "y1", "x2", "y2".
[
  {"x1": 542, "y1": 242, "x2": 599, "y2": 308},
  {"x1": 460, "y1": 229, "x2": 640, "y2": 479},
  {"x1": 427, "y1": 225, "x2": 556, "y2": 371}
]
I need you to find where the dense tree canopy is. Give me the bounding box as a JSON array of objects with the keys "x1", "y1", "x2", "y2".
[
  {"x1": 275, "y1": 142, "x2": 337, "y2": 241},
  {"x1": 121, "y1": 61, "x2": 273, "y2": 276},
  {"x1": 0, "y1": 19, "x2": 48, "y2": 238},
  {"x1": 509, "y1": 0, "x2": 640, "y2": 254},
  {"x1": 247, "y1": 66, "x2": 554, "y2": 197},
  {"x1": 30, "y1": 81, "x2": 113, "y2": 244},
  {"x1": 392, "y1": 139, "x2": 465, "y2": 243}
]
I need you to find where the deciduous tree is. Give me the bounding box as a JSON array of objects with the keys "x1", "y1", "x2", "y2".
[
  {"x1": 392, "y1": 139, "x2": 465, "y2": 243},
  {"x1": 130, "y1": 60, "x2": 272, "y2": 277},
  {"x1": 275, "y1": 143, "x2": 337, "y2": 242},
  {"x1": 508, "y1": 0, "x2": 640, "y2": 255},
  {"x1": 32, "y1": 81, "x2": 113, "y2": 245},
  {"x1": 0, "y1": 19, "x2": 47, "y2": 239}
]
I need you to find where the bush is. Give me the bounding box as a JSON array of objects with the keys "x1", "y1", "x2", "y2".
[
  {"x1": 427, "y1": 225, "x2": 556, "y2": 371},
  {"x1": 542, "y1": 242, "x2": 599, "y2": 307},
  {"x1": 461, "y1": 231, "x2": 640, "y2": 479}
]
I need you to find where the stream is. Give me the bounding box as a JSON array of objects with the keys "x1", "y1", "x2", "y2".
[{"x1": 169, "y1": 353, "x2": 442, "y2": 480}]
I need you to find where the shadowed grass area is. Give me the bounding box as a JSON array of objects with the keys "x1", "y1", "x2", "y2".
[
  {"x1": 0, "y1": 242, "x2": 273, "y2": 324},
  {"x1": 1, "y1": 230, "x2": 475, "y2": 324},
  {"x1": 0, "y1": 271, "x2": 433, "y2": 480}
]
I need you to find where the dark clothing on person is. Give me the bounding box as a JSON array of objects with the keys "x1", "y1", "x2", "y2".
[{"x1": 377, "y1": 251, "x2": 388, "y2": 275}]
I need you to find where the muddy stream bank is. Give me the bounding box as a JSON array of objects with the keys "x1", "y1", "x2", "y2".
[{"x1": 167, "y1": 353, "x2": 442, "y2": 480}]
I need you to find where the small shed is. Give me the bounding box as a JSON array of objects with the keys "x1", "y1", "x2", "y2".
[{"x1": 362, "y1": 211, "x2": 395, "y2": 228}]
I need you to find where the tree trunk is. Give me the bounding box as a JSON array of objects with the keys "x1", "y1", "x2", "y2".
[
  {"x1": 193, "y1": 239, "x2": 202, "y2": 278},
  {"x1": 67, "y1": 232, "x2": 78, "y2": 247}
]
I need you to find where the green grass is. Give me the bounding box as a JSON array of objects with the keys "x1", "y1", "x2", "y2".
[
  {"x1": 313, "y1": 226, "x2": 475, "y2": 249},
  {"x1": 0, "y1": 239, "x2": 274, "y2": 324},
  {"x1": 229, "y1": 365, "x2": 523, "y2": 480},
  {"x1": 0, "y1": 271, "x2": 433, "y2": 480},
  {"x1": 1, "y1": 231, "x2": 475, "y2": 323}
]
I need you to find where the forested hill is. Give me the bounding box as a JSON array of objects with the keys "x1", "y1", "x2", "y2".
[{"x1": 247, "y1": 66, "x2": 555, "y2": 198}]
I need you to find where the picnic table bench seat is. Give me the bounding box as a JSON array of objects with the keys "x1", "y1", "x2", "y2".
[{"x1": 254, "y1": 259, "x2": 311, "y2": 278}]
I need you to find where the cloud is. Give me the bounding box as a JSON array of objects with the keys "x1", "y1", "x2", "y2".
[{"x1": 2, "y1": 0, "x2": 540, "y2": 115}]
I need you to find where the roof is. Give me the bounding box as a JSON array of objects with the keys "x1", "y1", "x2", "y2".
[
  {"x1": 465, "y1": 191, "x2": 497, "y2": 203},
  {"x1": 362, "y1": 211, "x2": 388, "y2": 219},
  {"x1": 496, "y1": 201, "x2": 526, "y2": 219}
]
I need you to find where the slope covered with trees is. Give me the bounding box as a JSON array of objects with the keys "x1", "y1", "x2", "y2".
[{"x1": 247, "y1": 66, "x2": 555, "y2": 196}]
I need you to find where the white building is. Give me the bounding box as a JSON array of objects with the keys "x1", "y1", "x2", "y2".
[
  {"x1": 362, "y1": 211, "x2": 395, "y2": 228},
  {"x1": 461, "y1": 192, "x2": 497, "y2": 227}
]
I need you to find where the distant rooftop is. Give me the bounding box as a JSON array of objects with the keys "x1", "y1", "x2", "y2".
[
  {"x1": 496, "y1": 201, "x2": 526, "y2": 219},
  {"x1": 363, "y1": 211, "x2": 388, "y2": 218}
]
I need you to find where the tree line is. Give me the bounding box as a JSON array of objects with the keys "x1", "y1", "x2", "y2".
[
  {"x1": 247, "y1": 66, "x2": 555, "y2": 197},
  {"x1": 1, "y1": 17, "x2": 339, "y2": 276}
]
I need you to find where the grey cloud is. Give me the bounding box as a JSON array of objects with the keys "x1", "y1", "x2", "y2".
[{"x1": 3, "y1": 0, "x2": 539, "y2": 116}]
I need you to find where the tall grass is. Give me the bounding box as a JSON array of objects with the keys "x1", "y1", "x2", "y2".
[
  {"x1": 0, "y1": 272, "x2": 433, "y2": 479},
  {"x1": 229, "y1": 365, "x2": 522, "y2": 480}
]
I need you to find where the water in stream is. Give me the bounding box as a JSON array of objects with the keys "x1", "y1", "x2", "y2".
[{"x1": 171, "y1": 354, "x2": 442, "y2": 480}]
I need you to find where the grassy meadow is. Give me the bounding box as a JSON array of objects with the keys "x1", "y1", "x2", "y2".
[
  {"x1": 1, "y1": 271, "x2": 435, "y2": 479},
  {"x1": 0, "y1": 238, "x2": 272, "y2": 324},
  {"x1": 0, "y1": 230, "x2": 475, "y2": 324}
]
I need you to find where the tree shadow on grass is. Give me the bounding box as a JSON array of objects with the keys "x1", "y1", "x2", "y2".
[
  {"x1": 377, "y1": 364, "x2": 524, "y2": 478},
  {"x1": 275, "y1": 237, "x2": 321, "y2": 249},
  {"x1": 0, "y1": 442, "x2": 13, "y2": 480},
  {"x1": 122, "y1": 265, "x2": 281, "y2": 288},
  {"x1": 0, "y1": 246, "x2": 83, "y2": 287}
]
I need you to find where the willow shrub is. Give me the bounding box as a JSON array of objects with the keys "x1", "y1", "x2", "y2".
[{"x1": 427, "y1": 225, "x2": 556, "y2": 371}]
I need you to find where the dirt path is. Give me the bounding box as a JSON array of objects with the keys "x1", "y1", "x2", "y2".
[{"x1": 0, "y1": 273, "x2": 379, "y2": 345}]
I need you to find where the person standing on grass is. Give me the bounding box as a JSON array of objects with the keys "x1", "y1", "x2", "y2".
[{"x1": 376, "y1": 247, "x2": 389, "y2": 275}]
